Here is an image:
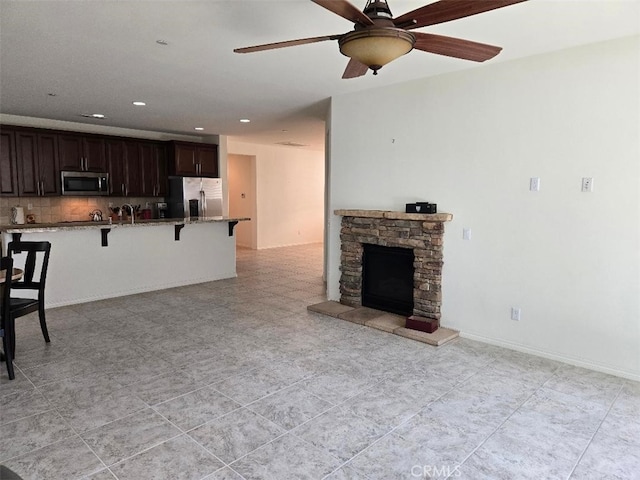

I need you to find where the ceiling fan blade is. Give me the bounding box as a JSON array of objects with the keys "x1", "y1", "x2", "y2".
[
  {"x1": 312, "y1": 0, "x2": 374, "y2": 26},
  {"x1": 342, "y1": 58, "x2": 369, "y2": 79},
  {"x1": 394, "y1": 0, "x2": 526, "y2": 30},
  {"x1": 413, "y1": 32, "x2": 502, "y2": 62},
  {"x1": 234, "y1": 34, "x2": 341, "y2": 54}
]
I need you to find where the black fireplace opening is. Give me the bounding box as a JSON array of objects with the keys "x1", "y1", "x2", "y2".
[{"x1": 362, "y1": 243, "x2": 414, "y2": 316}]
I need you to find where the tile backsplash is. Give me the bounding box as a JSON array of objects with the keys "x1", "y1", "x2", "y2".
[{"x1": 0, "y1": 196, "x2": 164, "y2": 225}]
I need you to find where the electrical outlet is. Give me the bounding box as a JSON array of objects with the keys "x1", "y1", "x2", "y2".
[
  {"x1": 27, "y1": 203, "x2": 33, "y2": 210},
  {"x1": 108, "y1": 202, "x2": 113, "y2": 208},
  {"x1": 463, "y1": 228, "x2": 471, "y2": 240},
  {"x1": 529, "y1": 177, "x2": 540, "y2": 191},
  {"x1": 581, "y1": 177, "x2": 594, "y2": 192},
  {"x1": 511, "y1": 307, "x2": 521, "y2": 321}
]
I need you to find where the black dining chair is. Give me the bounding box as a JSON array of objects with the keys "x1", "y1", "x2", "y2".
[
  {"x1": 7, "y1": 241, "x2": 52, "y2": 358},
  {"x1": 1, "y1": 255, "x2": 16, "y2": 380}
]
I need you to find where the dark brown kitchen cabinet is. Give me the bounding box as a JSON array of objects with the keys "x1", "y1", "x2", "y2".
[
  {"x1": 124, "y1": 142, "x2": 144, "y2": 196},
  {"x1": 106, "y1": 139, "x2": 167, "y2": 197},
  {"x1": 141, "y1": 142, "x2": 167, "y2": 196},
  {"x1": 154, "y1": 143, "x2": 168, "y2": 196},
  {"x1": 105, "y1": 139, "x2": 126, "y2": 196},
  {"x1": 139, "y1": 143, "x2": 154, "y2": 196},
  {"x1": 15, "y1": 130, "x2": 60, "y2": 196},
  {"x1": 198, "y1": 147, "x2": 218, "y2": 177},
  {"x1": 0, "y1": 129, "x2": 18, "y2": 196},
  {"x1": 106, "y1": 139, "x2": 144, "y2": 196},
  {"x1": 169, "y1": 141, "x2": 218, "y2": 178},
  {"x1": 173, "y1": 143, "x2": 197, "y2": 176},
  {"x1": 58, "y1": 134, "x2": 106, "y2": 172}
]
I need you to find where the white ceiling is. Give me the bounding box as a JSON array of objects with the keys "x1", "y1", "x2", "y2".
[{"x1": 1, "y1": 1, "x2": 638, "y2": 151}]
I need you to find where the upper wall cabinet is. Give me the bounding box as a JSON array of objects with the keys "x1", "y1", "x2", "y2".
[
  {"x1": 0, "y1": 124, "x2": 197, "y2": 197},
  {"x1": 107, "y1": 139, "x2": 167, "y2": 197},
  {"x1": 141, "y1": 142, "x2": 167, "y2": 197},
  {"x1": 15, "y1": 130, "x2": 60, "y2": 196},
  {"x1": 0, "y1": 129, "x2": 18, "y2": 196},
  {"x1": 58, "y1": 134, "x2": 107, "y2": 172},
  {"x1": 105, "y1": 139, "x2": 128, "y2": 196},
  {"x1": 0, "y1": 126, "x2": 59, "y2": 196},
  {"x1": 168, "y1": 141, "x2": 219, "y2": 178}
]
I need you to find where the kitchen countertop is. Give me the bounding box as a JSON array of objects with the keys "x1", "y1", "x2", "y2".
[{"x1": 0, "y1": 216, "x2": 250, "y2": 233}]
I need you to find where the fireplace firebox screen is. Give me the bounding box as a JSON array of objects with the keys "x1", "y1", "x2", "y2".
[{"x1": 362, "y1": 243, "x2": 414, "y2": 316}]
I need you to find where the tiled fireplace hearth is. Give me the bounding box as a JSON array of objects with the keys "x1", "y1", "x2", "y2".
[{"x1": 335, "y1": 209, "x2": 453, "y2": 321}]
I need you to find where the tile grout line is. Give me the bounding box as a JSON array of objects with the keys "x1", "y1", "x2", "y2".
[
  {"x1": 320, "y1": 375, "x2": 464, "y2": 479},
  {"x1": 442, "y1": 370, "x2": 578, "y2": 480},
  {"x1": 563, "y1": 383, "x2": 624, "y2": 480}
]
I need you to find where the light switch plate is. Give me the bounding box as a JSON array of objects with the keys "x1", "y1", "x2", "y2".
[{"x1": 581, "y1": 177, "x2": 594, "y2": 192}]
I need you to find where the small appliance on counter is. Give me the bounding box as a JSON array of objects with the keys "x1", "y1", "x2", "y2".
[
  {"x1": 405, "y1": 202, "x2": 437, "y2": 214},
  {"x1": 153, "y1": 202, "x2": 168, "y2": 219}
]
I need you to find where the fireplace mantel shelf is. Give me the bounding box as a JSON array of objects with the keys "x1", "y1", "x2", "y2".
[{"x1": 334, "y1": 209, "x2": 453, "y2": 222}]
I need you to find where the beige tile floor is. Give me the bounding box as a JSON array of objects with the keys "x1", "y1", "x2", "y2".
[{"x1": 0, "y1": 243, "x2": 638, "y2": 479}]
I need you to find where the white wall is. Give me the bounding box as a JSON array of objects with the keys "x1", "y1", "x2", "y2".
[
  {"x1": 327, "y1": 36, "x2": 640, "y2": 380},
  {"x1": 228, "y1": 141, "x2": 325, "y2": 249},
  {"x1": 228, "y1": 154, "x2": 257, "y2": 248}
]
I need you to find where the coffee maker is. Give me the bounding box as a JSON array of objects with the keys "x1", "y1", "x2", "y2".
[{"x1": 153, "y1": 202, "x2": 168, "y2": 219}]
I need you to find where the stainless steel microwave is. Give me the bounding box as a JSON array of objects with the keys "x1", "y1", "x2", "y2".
[{"x1": 61, "y1": 171, "x2": 109, "y2": 196}]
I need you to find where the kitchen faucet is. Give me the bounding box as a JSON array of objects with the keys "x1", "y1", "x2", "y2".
[{"x1": 122, "y1": 204, "x2": 135, "y2": 224}]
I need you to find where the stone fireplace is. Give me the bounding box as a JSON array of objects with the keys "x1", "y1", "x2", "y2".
[{"x1": 335, "y1": 209, "x2": 453, "y2": 322}]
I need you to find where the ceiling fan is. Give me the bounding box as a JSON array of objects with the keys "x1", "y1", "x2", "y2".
[{"x1": 235, "y1": 0, "x2": 527, "y2": 79}]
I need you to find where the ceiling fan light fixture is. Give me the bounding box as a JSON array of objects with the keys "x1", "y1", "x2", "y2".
[{"x1": 339, "y1": 28, "x2": 414, "y2": 74}]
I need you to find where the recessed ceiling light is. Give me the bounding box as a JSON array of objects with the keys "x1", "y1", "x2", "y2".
[
  {"x1": 80, "y1": 113, "x2": 106, "y2": 119},
  {"x1": 194, "y1": 127, "x2": 204, "y2": 131},
  {"x1": 240, "y1": 119, "x2": 250, "y2": 123},
  {"x1": 132, "y1": 101, "x2": 146, "y2": 106},
  {"x1": 156, "y1": 39, "x2": 168, "y2": 46},
  {"x1": 47, "y1": 93, "x2": 57, "y2": 97}
]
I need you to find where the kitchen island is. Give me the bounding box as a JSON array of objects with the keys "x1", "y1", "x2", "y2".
[{"x1": 0, "y1": 217, "x2": 249, "y2": 307}]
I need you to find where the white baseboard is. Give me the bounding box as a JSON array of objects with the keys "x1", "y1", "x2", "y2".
[
  {"x1": 459, "y1": 331, "x2": 640, "y2": 382},
  {"x1": 257, "y1": 241, "x2": 323, "y2": 250}
]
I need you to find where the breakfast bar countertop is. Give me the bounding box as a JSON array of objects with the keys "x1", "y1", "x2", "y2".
[{"x1": 0, "y1": 216, "x2": 250, "y2": 233}]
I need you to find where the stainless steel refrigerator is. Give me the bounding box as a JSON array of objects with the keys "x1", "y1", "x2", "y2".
[{"x1": 167, "y1": 177, "x2": 223, "y2": 218}]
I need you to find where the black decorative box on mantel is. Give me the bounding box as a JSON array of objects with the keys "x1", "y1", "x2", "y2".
[{"x1": 405, "y1": 202, "x2": 437, "y2": 214}]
